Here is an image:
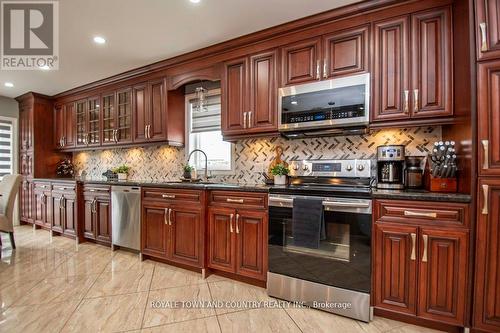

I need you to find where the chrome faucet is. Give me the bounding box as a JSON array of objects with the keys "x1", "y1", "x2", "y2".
[{"x1": 187, "y1": 149, "x2": 211, "y2": 181}]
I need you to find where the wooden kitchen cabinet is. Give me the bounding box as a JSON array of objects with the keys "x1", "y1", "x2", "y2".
[
  {"x1": 372, "y1": 7, "x2": 452, "y2": 122},
  {"x1": 373, "y1": 223, "x2": 417, "y2": 315},
  {"x1": 208, "y1": 191, "x2": 268, "y2": 281},
  {"x1": 478, "y1": 59, "x2": 500, "y2": 176},
  {"x1": 474, "y1": 179, "x2": 500, "y2": 332},
  {"x1": 141, "y1": 188, "x2": 204, "y2": 268},
  {"x1": 373, "y1": 16, "x2": 411, "y2": 121},
  {"x1": 235, "y1": 209, "x2": 267, "y2": 280},
  {"x1": 54, "y1": 102, "x2": 75, "y2": 149},
  {"x1": 281, "y1": 37, "x2": 321, "y2": 86},
  {"x1": 82, "y1": 185, "x2": 111, "y2": 245},
  {"x1": 74, "y1": 96, "x2": 100, "y2": 147},
  {"x1": 101, "y1": 92, "x2": 117, "y2": 146},
  {"x1": 33, "y1": 182, "x2": 52, "y2": 229},
  {"x1": 417, "y1": 227, "x2": 468, "y2": 325},
  {"x1": 132, "y1": 79, "x2": 168, "y2": 143},
  {"x1": 476, "y1": 0, "x2": 500, "y2": 60},
  {"x1": 169, "y1": 205, "x2": 202, "y2": 266},
  {"x1": 222, "y1": 50, "x2": 278, "y2": 138},
  {"x1": 373, "y1": 199, "x2": 469, "y2": 327},
  {"x1": 19, "y1": 179, "x2": 33, "y2": 224},
  {"x1": 208, "y1": 206, "x2": 235, "y2": 272},
  {"x1": 323, "y1": 25, "x2": 369, "y2": 78},
  {"x1": 75, "y1": 100, "x2": 87, "y2": 147}
]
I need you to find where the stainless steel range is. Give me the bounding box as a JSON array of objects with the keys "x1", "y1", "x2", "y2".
[{"x1": 267, "y1": 159, "x2": 373, "y2": 322}]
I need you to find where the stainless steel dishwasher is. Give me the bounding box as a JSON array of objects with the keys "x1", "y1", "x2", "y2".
[{"x1": 111, "y1": 186, "x2": 141, "y2": 251}]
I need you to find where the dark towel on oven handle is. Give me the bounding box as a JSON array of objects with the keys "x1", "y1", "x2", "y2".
[{"x1": 292, "y1": 197, "x2": 325, "y2": 249}]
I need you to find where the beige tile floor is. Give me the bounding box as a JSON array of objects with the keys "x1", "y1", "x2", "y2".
[{"x1": 0, "y1": 225, "x2": 444, "y2": 333}]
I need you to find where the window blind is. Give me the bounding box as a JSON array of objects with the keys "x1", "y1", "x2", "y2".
[
  {"x1": 190, "y1": 94, "x2": 221, "y2": 133},
  {"x1": 0, "y1": 119, "x2": 13, "y2": 179}
]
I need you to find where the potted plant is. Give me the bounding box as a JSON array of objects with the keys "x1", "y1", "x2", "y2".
[
  {"x1": 270, "y1": 163, "x2": 289, "y2": 185},
  {"x1": 113, "y1": 165, "x2": 130, "y2": 181},
  {"x1": 183, "y1": 164, "x2": 194, "y2": 179}
]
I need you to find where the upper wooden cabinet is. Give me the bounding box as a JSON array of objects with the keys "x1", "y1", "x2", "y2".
[
  {"x1": 476, "y1": 0, "x2": 500, "y2": 60},
  {"x1": 102, "y1": 88, "x2": 133, "y2": 146},
  {"x1": 323, "y1": 25, "x2": 369, "y2": 79},
  {"x1": 54, "y1": 102, "x2": 75, "y2": 149},
  {"x1": 372, "y1": 7, "x2": 452, "y2": 122},
  {"x1": 478, "y1": 59, "x2": 500, "y2": 176},
  {"x1": 474, "y1": 179, "x2": 500, "y2": 332},
  {"x1": 281, "y1": 26, "x2": 369, "y2": 86},
  {"x1": 222, "y1": 50, "x2": 278, "y2": 138},
  {"x1": 281, "y1": 37, "x2": 321, "y2": 86}
]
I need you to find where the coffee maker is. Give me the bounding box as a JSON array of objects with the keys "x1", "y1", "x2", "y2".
[{"x1": 377, "y1": 145, "x2": 405, "y2": 189}]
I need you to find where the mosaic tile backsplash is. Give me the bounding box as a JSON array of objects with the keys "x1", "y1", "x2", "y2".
[{"x1": 73, "y1": 126, "x2": 441, "y2": 184}]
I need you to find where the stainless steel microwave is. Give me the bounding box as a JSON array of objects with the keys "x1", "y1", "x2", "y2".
[{"x1": 278, "y1": 73, "x2": 370, "y2": 137}]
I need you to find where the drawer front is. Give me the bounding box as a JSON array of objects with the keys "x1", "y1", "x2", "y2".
[
  {"x1": 83, "y1": 184, "x2": 111, "y2": 196},
  {"x1": 52, "y1": 182, "x2": 76, "y2": 194},
  {"x1": 143, "y1": 188, "x2": 202, "y2": 204},
  {"x1": 209, "y1": 191, "x2": 267, "y2": 209},
  {"x1": 374, "y1": 200, "x2": 468, "y2": 226},
  {"x1": 33, "y1": 182, "x2": 51, "y2": 191}
]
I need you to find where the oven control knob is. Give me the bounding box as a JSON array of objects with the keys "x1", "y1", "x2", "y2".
[
  {"x1": 346, "y1": 165, "x2": 353, "y2": 171},
  {"x1": 357, "y1": 165, "x2": 365, "y2": 171},
  {"x1": 292, "y1": 164, "x2": 299, "y2": 171},
  {"x1": 302, "y1": 165, "x2": 309, "y2": 171}
]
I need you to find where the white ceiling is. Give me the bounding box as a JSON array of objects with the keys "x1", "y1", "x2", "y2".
[{"x1": 0, "y1": 0, "x2": 361, "y2": 98}]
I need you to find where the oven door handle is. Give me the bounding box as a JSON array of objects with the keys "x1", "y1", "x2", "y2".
[{"x1": 269, "y1": 197, "x2": 370, "y2": 209}]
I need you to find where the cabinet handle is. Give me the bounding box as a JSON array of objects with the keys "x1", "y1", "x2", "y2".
[
  {"x1": 482, "y1": 184, "x2": 489, "y2": 215},
  {"x1": 480, "y1": 22, "x2": 488, "y2": 52},
  {"x1": 59, "y1": 137, "x2": 63, "y2": 147},
  {"x1": 404, "y1": 210, "x2": 437, "y2": 218},
  {"x1": 316, "y1": 60, "x2": 320, "y2": 79},
  {"x1": 413, "y1": 89, "x2": 419, "y2": 112},
  {"x1": 229, "y1": 213, "x2": 234, "y2": 233},
  {"x1": 226, "y1": 198, "x2": 244, "y2": 203},
  {"x1": 164, "y1": 208, "x2": 169, "y2": 225},
  {"x1": 410, "y1": 233, "x2": 416, "y2": 261},
  {"x1": 323, "y1": 60, "x2": 327, "y2": 78},
  {"x1": 482, "y1": 140, "x2": 489, "y2": 170},
  {"x1": 169, "y1": 208, "x2": 173, "y2": 226},
  {"x1": 162, "y1": 194, "x2": 175, "y2": 199},
  {"x1": 59, "y1": 196, "x2": 63, "y2": 208},
  {"x1": 236, "y1": 214, "x2": 240, "y2": 234},
  {"x1": 404, "y1": 90, "x2": 409, "y2": 114},
  {"x1": 147, "y1": 125, "x2": 151, "y2": 139},
  {"x1": 243, "y1": 112, "x2": 247, "y2": 129},
  {"x1": 422, "y1": 234, "x2": 428, "y2": 263},
  {"x1": 63, "y1": 136, "x2": 66, "y2": 146},
  {"x1": 248, "y1": 111, "x2": 252, "y2": 128}
]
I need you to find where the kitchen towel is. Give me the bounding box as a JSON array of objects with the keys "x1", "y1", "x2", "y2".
[{"x1": 292, "y1": 197, "x2": 325, "y2": 249}]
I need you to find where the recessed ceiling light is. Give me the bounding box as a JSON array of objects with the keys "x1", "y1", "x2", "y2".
[
  {"x1": 39, "y1": 65, "x2": 50, "y2": 70},
  {"x1": 4, "y1": 82, "x2": 14, "y2": 88},
  {"x1": 93, "y1": 36, "x2": 106, "y2": 44},
  {"x1": 190, "y1": 0, "x2": 201, "y2": 3}
]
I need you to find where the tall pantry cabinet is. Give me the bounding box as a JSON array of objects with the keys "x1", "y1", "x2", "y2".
[{"x1": 473, "y1": 1, "x2": 500, "y2": 332}]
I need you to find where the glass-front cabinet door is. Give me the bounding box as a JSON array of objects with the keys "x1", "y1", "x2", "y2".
[
  {"x1": 75, "y1": 100, "x2": 87, "y2": 147},
  {"x1": 101, "y1": 93, "x2": 116, "y2": 145},
  {"x1": 87, "y1": 97, "x2": 100, "y2": 146},
  {"x1": 116, "y1": 88, "x2": 132, "y2": 144}
]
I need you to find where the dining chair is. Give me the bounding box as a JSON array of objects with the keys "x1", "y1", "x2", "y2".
[{"x1": 0, "y1": 174, "x2": 23, "y2": 249}]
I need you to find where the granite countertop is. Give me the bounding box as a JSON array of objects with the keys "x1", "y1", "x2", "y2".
[
  {"x1": 371, "y1": 188, "x2": 472, "y2": 203},
  {"x1": 32, "y1": 178, "x2": 472, "y2": 202}
]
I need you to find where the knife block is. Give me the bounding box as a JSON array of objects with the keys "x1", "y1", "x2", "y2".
[{"x1": 426, "y1": 175, "x2": 457, "y2": 193}]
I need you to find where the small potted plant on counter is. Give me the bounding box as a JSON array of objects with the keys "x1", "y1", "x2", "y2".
[
  {"x1": 271, "y1": 163, "x2": 289, "y2": 185},
  {"x1": 113, "y1": 165, "x2": 130, "y2": 181},
  {"x1": 183, "y1": 164, "x2": 194, "y2": 180}
]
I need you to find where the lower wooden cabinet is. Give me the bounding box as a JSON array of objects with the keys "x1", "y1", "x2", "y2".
[
  {"x1": 474, "y1": 179, "x2": 500, "y2": 332},
  {"x1": 141, "y1": 188, "x2": 204, "y2": 268},
  {"x1": 207, "y1": 205, "x2": 268, "y2": 281},
  {"x1": 33, "y1": 182, "x2": 52, "y2": 229},
  {"x1": 82, "y1": 185, "x2": 111, "y2": 245},
  {"x1": 19, "y1": 179, "x2": 33, "y2": 223},
  {"x1": 373, "y1": 199, "x2": 469, "y2": 327}
]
